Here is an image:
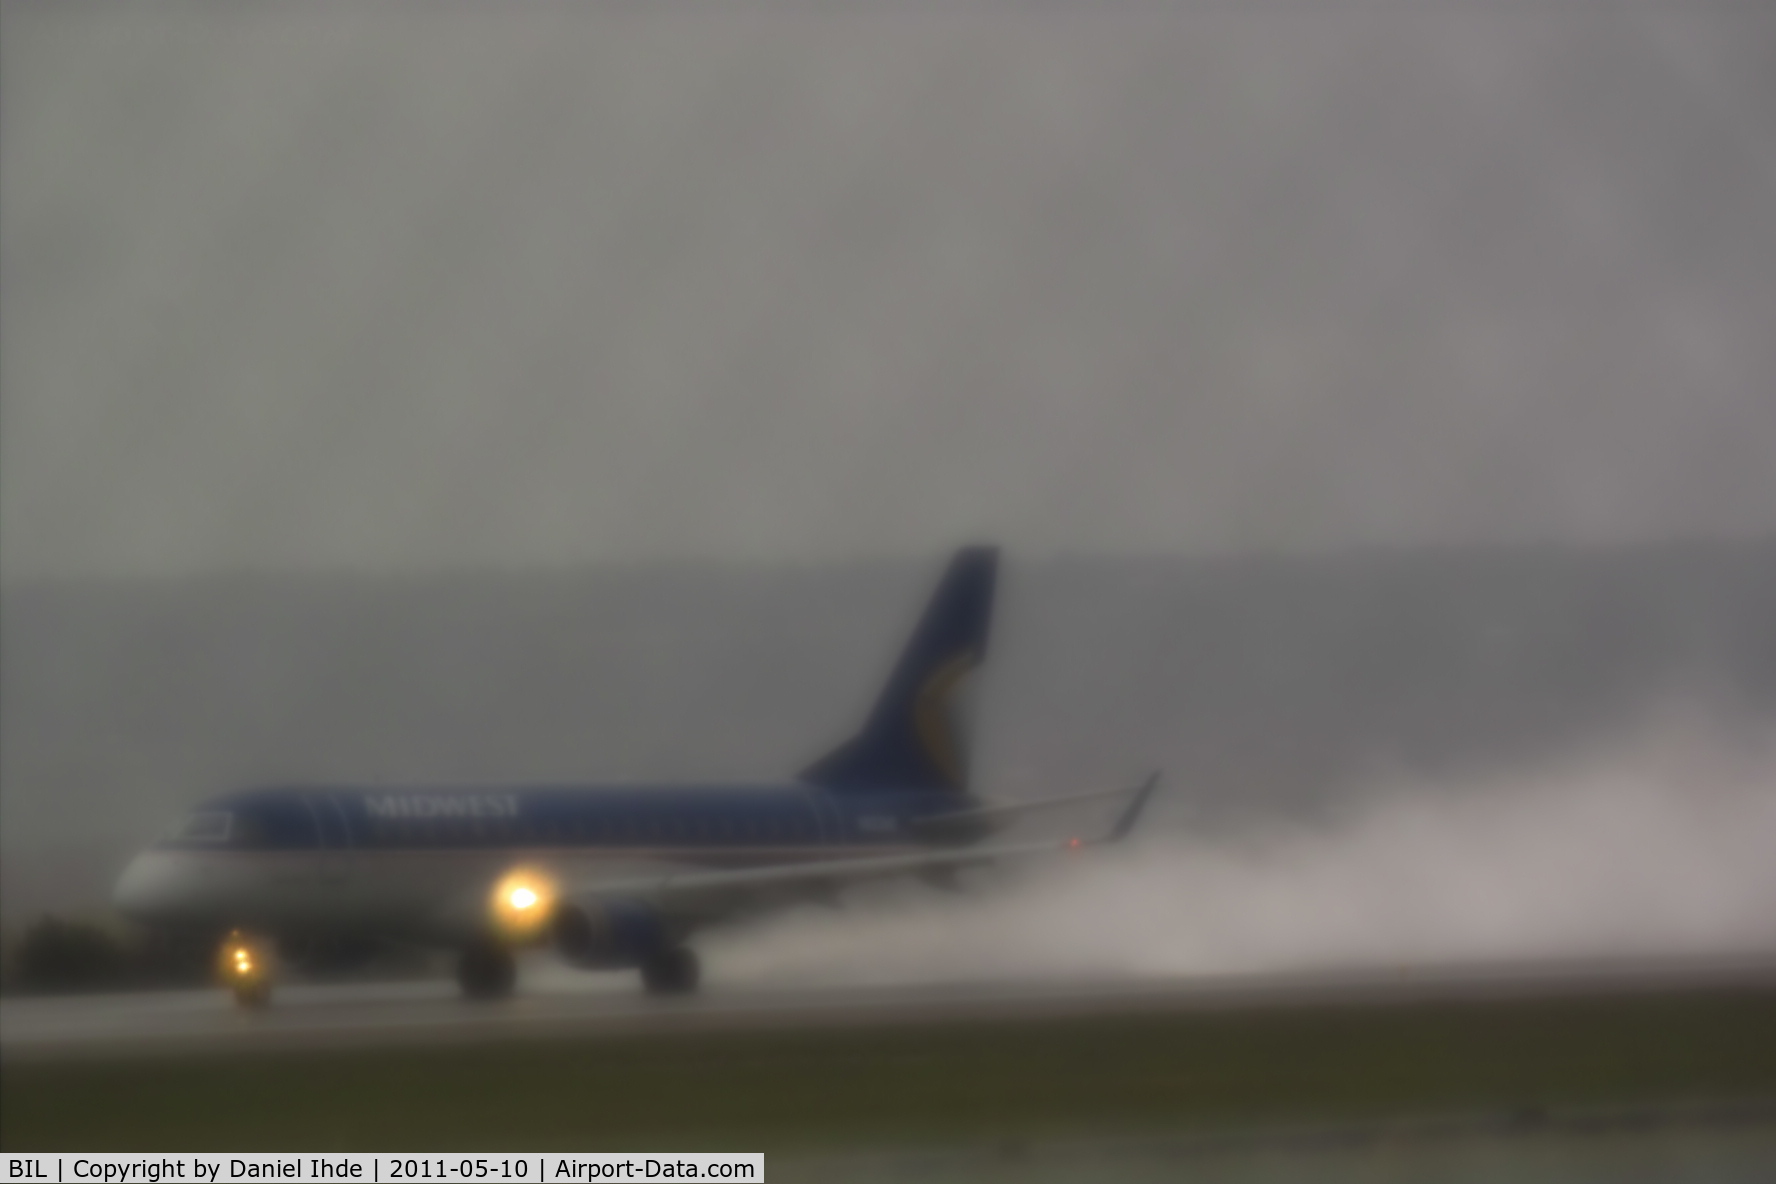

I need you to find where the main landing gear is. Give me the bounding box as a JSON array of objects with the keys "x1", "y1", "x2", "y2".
[
  {"x1": 455, "y1": 939, "x2": 700, "y2": 999},
  {"x1": 640, "y1": 946, "x2": 700, "y2": 996},
  {"x1": 457, "y1": 938, "x2": 517, "y2": 1000}
]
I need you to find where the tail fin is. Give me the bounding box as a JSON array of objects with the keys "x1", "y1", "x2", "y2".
[{"x1": 802, "y1": 546, "x2": 998, "y2": 794}]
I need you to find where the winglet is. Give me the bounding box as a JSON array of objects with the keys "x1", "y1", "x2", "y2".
[{"x1": 1103, "y1": 771, "x2": 1162, "y2": 844}]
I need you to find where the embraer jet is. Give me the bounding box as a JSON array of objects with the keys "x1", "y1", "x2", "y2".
[{"x1": 115, "y1": 547, "x2": 1157, "y2": 1004}]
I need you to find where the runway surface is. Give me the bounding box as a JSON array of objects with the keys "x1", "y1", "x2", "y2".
[{"x1": 7, "y1": 953, "x2": 1774, "y2": 1061}]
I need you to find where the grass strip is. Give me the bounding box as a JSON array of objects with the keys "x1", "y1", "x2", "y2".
[{"x1": 4, "y1": 986, "x2": 1773, "y2": 1150}]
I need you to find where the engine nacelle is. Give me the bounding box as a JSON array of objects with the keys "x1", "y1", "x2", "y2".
[{"x1": 550, "y1": 899, "x2": 667, "y2": 968}]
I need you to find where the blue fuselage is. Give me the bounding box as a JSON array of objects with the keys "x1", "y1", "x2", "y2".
[
  {"x1": 114, "y1": 784, "x2": 978, "y2": 941},
  {"x1": 158, "y1": 783, "x2": 967, "y2": 854}
]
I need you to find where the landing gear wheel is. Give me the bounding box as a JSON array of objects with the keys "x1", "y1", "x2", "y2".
[
  {"x1": 217, "y1": 930, "x2": 274, "y2": 1008},
  {"x1": 641, "y1": 947, "x2": 700, "y2": 996},
  {"x1": 457, "y1": 939, "x2": 517, "y2": 1000}
]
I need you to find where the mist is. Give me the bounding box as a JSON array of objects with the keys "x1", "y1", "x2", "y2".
[
  {"x1": 702, "y1": 718, "x2": 1776, "y2": 987},
  {"x1": 4, "y1": 5, "x2": 1774, "y2": 984},
  {"x1": 5, "y1": 5, "x2": 1774, "y2": 582},
  {"x1": 6, "y1": 544, "x2": 1771, "y2": 930}
]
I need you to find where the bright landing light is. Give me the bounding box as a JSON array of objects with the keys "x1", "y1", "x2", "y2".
[
  {"x1": 490, "y1": 868, "x2": 558, "y2": 940},
  {"x1": 217, "y1": 930, "x2": 266, "y2": 987}
]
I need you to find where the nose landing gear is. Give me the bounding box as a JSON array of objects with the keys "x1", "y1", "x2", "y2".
[{"x1": 217, "y1": 930, "x2": 274, "y2": 1007}]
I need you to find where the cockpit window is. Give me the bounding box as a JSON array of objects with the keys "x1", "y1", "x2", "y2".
[{"x1": 169, "y1": 811, "x2": 232, "y2": 843}]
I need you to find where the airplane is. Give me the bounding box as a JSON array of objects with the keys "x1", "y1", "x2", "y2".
[{"x1": 113, "y1": 546, "x2": 1159, "y2": 1005}]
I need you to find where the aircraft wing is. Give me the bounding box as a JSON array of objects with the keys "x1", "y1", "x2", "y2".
[
  {"x1": 566, "y1": 772, "x2": 1160, "y2": 926},
  {"x1": 908, "y1": 779, "x2": 1157, "y2": 840}
]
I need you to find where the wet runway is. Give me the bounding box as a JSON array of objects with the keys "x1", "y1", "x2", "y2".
[{"x1": 6, "y1": 953, "x2": 1773, "y2": 1061}]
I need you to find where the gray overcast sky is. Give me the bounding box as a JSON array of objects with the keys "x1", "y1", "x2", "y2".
[{"x1": 3, "y1": 5, "x2": 1773, "y2": 582}]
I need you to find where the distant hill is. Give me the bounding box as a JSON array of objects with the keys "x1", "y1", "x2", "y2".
[{"x1": 3, "y1": 541, "x2": 1772, "y2": 924}]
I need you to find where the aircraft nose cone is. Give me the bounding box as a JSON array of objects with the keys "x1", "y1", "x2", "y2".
[{"x1": 113, "y1": 851, "x2": 188, "y2": 922}]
